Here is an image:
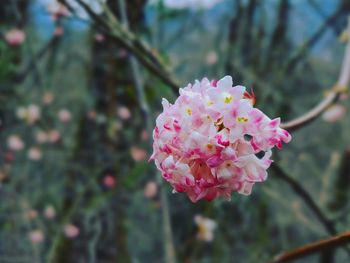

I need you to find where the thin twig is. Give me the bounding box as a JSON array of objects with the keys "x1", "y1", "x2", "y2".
[
  {"x1": 116, "y1": 1, "x2": 176, "y2": 262},
  {"x1": 271, "y1": 164, "x2": 336, "y2": 235},
  {"x1": 281, "y1": 16, "x2": 350, "y2": 132},
  {"x1": 71, "y1": 0, "x2": 179, "y2": 91},
  {"x1": 284, "y1": 1, "x2": 349, "y2": 73},
  {"x1": 270, "y1": 231, "x2": 350, "y2": 263}
]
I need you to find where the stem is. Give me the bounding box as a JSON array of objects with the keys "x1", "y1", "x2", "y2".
[
  {"x1": 270, "y1": 231, "x2": 350, "y2": 263},
  {"x1": 117, "y1": 1, "x2": 176, "y2": 262},
  {"x1": 281, "y1": 16, "x2": 350, "y2": 132}
]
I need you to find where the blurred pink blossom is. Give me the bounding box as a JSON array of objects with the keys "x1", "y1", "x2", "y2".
[
  {"x1": 29, "y1": 230, "x2": 44, "y2": 244},
  {"x1": 54, "y1": 26, "x2": 64, "y2": 36},
  {"x1": 130, "y1": 147, "x2": 147, "y2": 161},
  {"x1": 94, "y1": 33, "x2": 105, "y2": 42},
  {"x1": 58, "y1": 109, "x2": 72, "y2": 123},
  {"x1": 144, "y1": 181, "x2": 158, "y2": 198},
  {"x1": 45, "y1": 0, "x2": 70, "y2": 20},
  {"x1": 7, "y1": 135, "x2": 24, "y2": 151},
  {"x1": 16, "y1": 104, "x2": 41, "y2": 124},
  {"x1": 205, "y1": 51, "x2": 218, "y2": 65},
  {"x1": 141, "y1": 129, "x2": 149, "y2": 141},
  {"x1": 87, "y1": 110, "x2": 97, "y2": 120},
  {"x1": 42, "y1": 92, "x2": 55, "y2": 105},
  {"x1": 28, "y1": 147, "x2": 42, "y2": 161},
  {"x1": 322, "y1": 104, "x2": 346, "y2": 123},
  {"x1": 103, "y1": 175, "x2": 116, "y2": 188},
  {"x1": 194, "y1": 215, "x2": 217, "y2": 242},
  {"x1": 117, "y1": 106, "x2": 131, "y2": 120},
  {"x1": 36, "y1": 130, "x2": 49, "y2": 144},
  {"x1": 64, "y1": 224, "x2": 79, "y2": 238},
  {"x1": 26, "y1": 209, "x2": 38, "y2": 220},
  {"x1": 48, "y1": 129, "x2": 61, "y2": 143},
  {"x1": 44, "y1": 205, "x2": 56, "y2": 219},
  {"x1": 5, "y1": 28, "x2": 26, "y2": 46}
]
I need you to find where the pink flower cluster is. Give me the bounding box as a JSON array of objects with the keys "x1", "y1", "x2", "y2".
[{"x1": 151, "y1": 76, "x2": 291, "y2": 202}]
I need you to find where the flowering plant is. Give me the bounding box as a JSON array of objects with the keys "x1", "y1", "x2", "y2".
[{"x1": 151, "y1": 76, "x2": 291, "y2": 202}]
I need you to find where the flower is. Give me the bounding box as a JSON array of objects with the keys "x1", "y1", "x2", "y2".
[
  {"x1": 16, "y1": 104, "x2": 41, "y2": 124},
  {"x1": 103, "y1": 175, "x2": 116, "y2": 188},
  {"x1": 5, "y1": 28, "x2": 26, "y2": 46},
  {"x1": 94, "y1": 33, "x2": 105, "y2": 42},
  {"x1": 28, "y1": 147, "x2": 42, "y2": 161},
  {"x1": 54, "y1": 26, "x2": 64, "y2": 36},
  {"x1": 48, "y1": 129, "x2": 61, "y2": 143},
  {"x1": 144, "y1": 181, "x2": 158, "y2": 198},
  {"x1": 25, "y1": 209, "x2": 38, "y2": 220},
  {"x1": 58, "y1": 109, "x2": 72, "y2": 123},
  {"x1": 205, "y1": 51, "x2": 218, "y2": 65},
  {"x1": 130, "y1": 146, "x2": 147, "y2": 161},
  {"x1": 194, "y1": 215, "x2": 217, "y2": 242},
  {"x1": 29, "y1": 230, "x2": 44, "y2": 244},
  {"x1": 44, "y1": 0, "x2": 70, "y2": 20},
  {"x1": 322, "y1": 104, "x2": 346, "y2": 123},
  {"x1": 44, "y1": 205, "x2": 56, "y2": 219},
  {"x1": 8, "y1": 135, "x2": 25, "y2": 151},
  {"x1": 117, "y1": 106, "x2": 131, "y2": 120},
  {"x1": 36, "y1": 130, "x2": 48, "y2": 143},
  {"x1": 151, "y1": 76, "x2": 291, "y2": 202},
  {"x1": 64, "y1": 224, "x2": 79, "y2": 238},
  {"x1": 42, "y1": 92, "x2": 54, "y2": 105}
]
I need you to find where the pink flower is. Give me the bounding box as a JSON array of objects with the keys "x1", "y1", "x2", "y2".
[
  {"x1": 29, "y1": 230, "x2": 44, "y2": 244},
  {"x1": 117, "y1": 106, "x2": 131, "y2": 120},
  {"x1": 94, "y1": 33, "x2": 105, "y2": 42},
  {"x1": 205, "y1": 51, "x2": 218, "y2": 65},
  {"x1": 130, "y1": 146, "x2": 147, "y2": 161},
  {"x1": 44, "y1": 205, "x2": 56, "y2": 219},
  {"x1": 151, "y1": 76, "x2": 291, "y2": 202},
  {"x1": 322, "y1": 104, "x2": 346, "y2": 123},
  {"x1": 194, "y1": 215, "x2": 217, "y2": 242},
  {"x1": 54, "y1": 26, "x2": 64, "y2": 36},
  {"x1": 48, "y1": 129, "x2": 61, "y2": 143},
  {"x1": 25, "y1": 209, "x2": 38, "y2": 220},
  {"x1": 42, "y1": 92, "x2": 54, "y2": 105},
  {"x1": 103, "y1": 175, "x2": 116, "y2": 188},
  {"x1": 36, "y1": 130, "x2": 48, "y2": 143},
  {"x1": 144, "y1": 181, "x2": 158, "y2": 198},
  {"x1": 5, "y1": 28, "x2": 26, "y2": 46},
  {"x1": 28, "y1": 147, "x2": 42, "y2": 161},
  {"x1": 58, "y1": 109, "x2": 72, "y2": 123},
  {"x1": 16, "y1": 104, "x2": 41, "y2": 124},
  {"x1": 45, "y1": 1, "x2": 70, "y2": 20},
  {"x1": 8, "y1": 135, "x2": 24, "y2": 151},
  {"x1": 64, "y1": 224, "x2": 79, "y2": 238}
]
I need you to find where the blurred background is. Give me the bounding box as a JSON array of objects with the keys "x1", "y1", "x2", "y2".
[{"x1": 0, "y1": 0, "x2": 350, "y2": 262}]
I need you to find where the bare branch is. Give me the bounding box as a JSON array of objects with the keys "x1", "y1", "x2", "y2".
[
  {"x1": 281, "y1": 16, "x2": 350, "y2": 132},
  {"x1": 270, "y1": 231, "x2": 350, "y2": 263}
]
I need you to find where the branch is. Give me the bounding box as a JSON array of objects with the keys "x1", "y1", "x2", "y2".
[
  {"x1": 270, "y1": 231, "x2": 350, "y2": 263},
  {"x1": 70, "y1": 0, "x2": 179, "y2": 91},
  {"x1": 281, "y1": 16, "x2": 350, "y2": 132},
  {"x1": 271, "y1": 164, "x2": 337, "y2": 236},
  {"x1": 284, "y1": 1, "x2": 349, "y2": 73},
  {"x1": 15, "y1": 36, "x2": 60, "y2": 83}
]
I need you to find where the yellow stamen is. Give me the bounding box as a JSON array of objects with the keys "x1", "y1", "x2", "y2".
[
  {"x1": 224, "y1": 96, "x2": 233, "y2": 104},
  {"x1": 186, "y1": 108, "x2": 192, "y2": 116},
  {"x1": 237, "y1": 116, "x2": 249, "y2": 123}
]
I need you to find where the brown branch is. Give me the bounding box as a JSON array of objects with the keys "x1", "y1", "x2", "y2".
[
  {"x1": 70, "y1": 0, "x2": 180, "y2": 92},
  {"x1": 284, "y1": 0, "x2": 350, "y2": 73},
  {"x1": 270, "y1": 231, "x2": 350, "y2": 263},
  {"x1": 271, "y1": 164, "x2": 337, "y2": 236},
  {"x1": 281, "y1": 16, "x2": 350, "y2": 132}
]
